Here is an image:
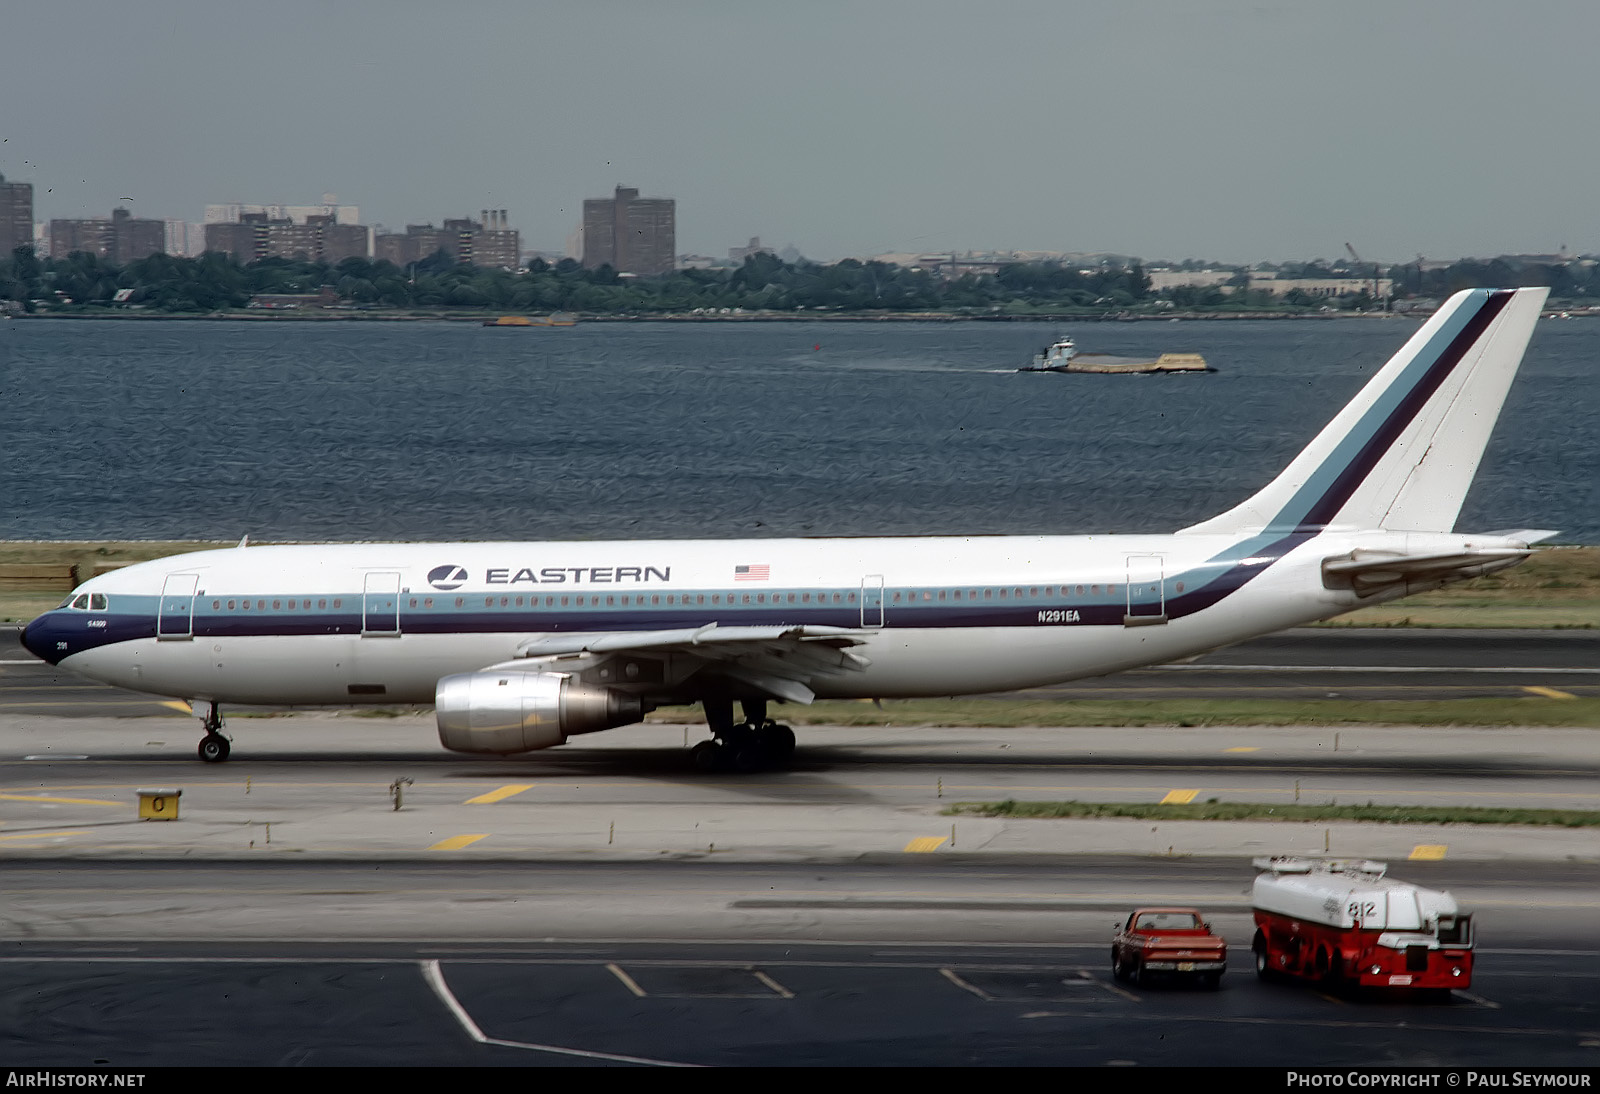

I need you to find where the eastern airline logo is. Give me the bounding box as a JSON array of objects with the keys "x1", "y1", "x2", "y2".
[{"x1": 427, "y1": 564, "x2": 469, "y2": 590}]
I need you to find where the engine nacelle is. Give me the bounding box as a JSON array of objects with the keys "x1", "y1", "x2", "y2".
[{"x1": 435, "y1": 670, "x2": 648, "y2": 755}]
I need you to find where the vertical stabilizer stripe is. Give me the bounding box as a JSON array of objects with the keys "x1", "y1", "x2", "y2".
[{"x1": 1273, "y1": 289, "x2": 1514, "y2": 531}]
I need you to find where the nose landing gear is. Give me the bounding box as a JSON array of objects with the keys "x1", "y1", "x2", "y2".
[
  {"x1": 195, "y1": 701, "x2": 231, "y2": 763},
  {"x1": 690, "y1": 698, "x2": 795, "y2": 773}
]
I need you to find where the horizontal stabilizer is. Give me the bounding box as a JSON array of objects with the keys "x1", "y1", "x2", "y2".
[{"x1": 1322, "y1": 545, "x2": 1532, "y2": 597}]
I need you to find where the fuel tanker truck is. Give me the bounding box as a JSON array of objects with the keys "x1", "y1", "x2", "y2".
[{"x1": 1250, "y1": 857, "x2": 1474, "y2": 991}]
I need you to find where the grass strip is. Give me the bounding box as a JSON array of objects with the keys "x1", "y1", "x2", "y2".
[
  {"x1": 738, "y1": 697, "x2": 1600, "y2": 729},
  {"x1": 944, "y1": 799, "x2": 1600, "y2": 827}
]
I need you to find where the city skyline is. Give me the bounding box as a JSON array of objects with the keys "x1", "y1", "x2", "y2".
[{"x1": 3, "y1": 2, "x2": 1599, "y2": 265}]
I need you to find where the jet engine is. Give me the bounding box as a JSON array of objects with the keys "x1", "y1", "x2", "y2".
[{"x1": 435, "y1": 670, "x2": 649, "y2": 754}]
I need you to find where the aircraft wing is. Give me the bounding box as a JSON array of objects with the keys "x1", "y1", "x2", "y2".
[{"x1": 498, "y1": 623, "x2": 873, "y2": 704}]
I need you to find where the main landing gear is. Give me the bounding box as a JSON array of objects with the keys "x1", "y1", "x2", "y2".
[
  {"x1": 195, "y1": 700, "x2": 231, "y2": 763},
  {"x1": 690, "y1": 698, "x2": 796, "y2": 774}
]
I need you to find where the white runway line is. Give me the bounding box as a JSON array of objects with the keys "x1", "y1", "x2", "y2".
[{"x1": 419, "y1": 958, "x2": 698, "y2": 1067}]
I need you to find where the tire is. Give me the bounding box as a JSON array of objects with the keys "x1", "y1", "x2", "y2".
[
  {"x1": 1111, "y1": 948, "x2": 1127, "y2": 982},
  {"x1": 198, "y1": 734, "x2": 229, "y2": 763},
  {"x1": 758, "y1": 724, "x2": 796, "y2": 763},
  {"x1": 732, "y1": 743, "x2": 767, "y2": 773},
  {"x1": 1253, "y1": 934, "x2": 1273, "y2": 981},
  {"x1": 691, "y1": 740, "x2": 724, "y2": 773}
]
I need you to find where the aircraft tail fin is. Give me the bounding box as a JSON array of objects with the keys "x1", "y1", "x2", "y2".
[{"x1": 1180, "y1": 287, "x2": 1548, "y2": 536}]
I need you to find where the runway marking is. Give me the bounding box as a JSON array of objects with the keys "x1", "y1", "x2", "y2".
[
  {"x1": 1224, "y1": 747, "x2": 1260, "y2": 753},
  {"x1": 1081, "y1": 968, "x2": 1140, "y2": 1002},
  {"x1": 607, "y1": 962, "x2": 648, "y2": 997},
  {"x1": 940, "y1": 967, "x2": 994, "y2": 1000},
  {"x1": 1409, "y1": 844, "x2": 1448, "y2": 861},
  {"x1": 1455, "y1": 990, "x2": 1500, "y2": 1009},
  {"x1": 465, "y1": 784, "x2": 536, "y2": 805},
  {"x1": 429, "y1": 834, "x2": 489, "y2": 851},
  {"x1": 904, "y1": 836, "x2": 949, "y2": 853},
  {"x1": 1160, "y1": 789, "x2": 1200, "y2": 804},
  {"x1": 0, "y1": 830, "x2": 88, "y2": 843},
  {"x1": 421, "y1": 960, "x2": 693, "y2": 1066},
  {"x1": 1523, "y1": 686, "x2": 1577, "y2": 700},
  {"x1": 752, "y1": 970, "x2": 795, "y2": 999},
  {"x1": 0, "y1": 792, "x2": 121, "y2": 806}
]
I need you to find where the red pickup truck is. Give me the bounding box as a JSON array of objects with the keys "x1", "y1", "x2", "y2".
[{"x1": 1112, "y1": 907, "x2": 1228, "y2": 988}]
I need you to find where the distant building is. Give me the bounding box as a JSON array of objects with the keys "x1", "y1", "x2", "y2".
[
  {"x1": 582, "y1": 186, "x2": 675, "y2": 275},
  {"x1": 49, "y1": 207, "x2": 166, "y2": 264},
  {"x1": 729, "y1": 236, "x2": 770, "y2": 263},
  {"x1": 204, "y1": 199, "x2": 361, "y2": 227},
  {"x1": 1145, "y1": 268, "x2": 1237, "y2": 292},
  {"x1": 204, "y1": 210, "x2": 372, "y2": 264},
  {"x1": 372, "y1": 211, "x2": 519, "y2": 270},
  {"x1": 0, "y1": 173, "x2": 35, "y2": 255}
]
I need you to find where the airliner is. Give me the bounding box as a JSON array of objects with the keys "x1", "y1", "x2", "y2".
[{"x1": 22, "y1": 287, "x2": 1553, "y2": 770}]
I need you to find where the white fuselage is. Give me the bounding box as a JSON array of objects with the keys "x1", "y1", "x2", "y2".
[{"x1": 34, "y1": 527, "x2": 1416, "y2": 708}]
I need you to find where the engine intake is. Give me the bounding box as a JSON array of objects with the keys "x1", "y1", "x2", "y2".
[{"x1": 435, "y1": 670, "x2": 648, "y2": 755}]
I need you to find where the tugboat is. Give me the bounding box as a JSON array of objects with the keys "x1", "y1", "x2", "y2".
[{"x1": 1021, "y1": 336, "x2": 1077, "y2": 371}]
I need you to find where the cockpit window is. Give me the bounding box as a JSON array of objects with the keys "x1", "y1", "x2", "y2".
[
  {"x1": 57, "y1": 596, "x2": 76, "y2": 609},
  {"x1": 89, "y1": 593, "x2": 108, "y2": 611},
  {"x1": 71, "y1": 594, "x2": 89, "y2": 610}
]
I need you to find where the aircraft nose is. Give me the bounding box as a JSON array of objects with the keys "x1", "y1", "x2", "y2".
[{"x1": 20, "y1": 614, "x2": 62, "y2": 664}]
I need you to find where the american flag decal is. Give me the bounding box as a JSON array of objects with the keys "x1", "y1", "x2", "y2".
[{"x1": 734, "y1": 563, "x2": 771, "y2": 582}]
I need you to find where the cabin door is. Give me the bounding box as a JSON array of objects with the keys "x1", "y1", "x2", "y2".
[
  {"x1": 860, "y1": 575, "x2": 885, "y2": 629},
  {"x1": 362, "y1": 572, "x2": 401, "y2": 636},
  {"x1": 157, "y1": 573, "x2": 198, "y2": 640},
  {"x1": 1123, "y1": 555, "x2": 1168, "y2": 627}
]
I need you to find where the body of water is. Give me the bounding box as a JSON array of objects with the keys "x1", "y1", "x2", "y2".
[{"x1": 0, "y1": 315, "x2": 1593, "y2": 542}]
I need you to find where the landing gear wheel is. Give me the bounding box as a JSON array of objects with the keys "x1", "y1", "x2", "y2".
[
  {"x1": 691, "y1": 740, "x2": 725, "y2": 773},
  {"x1": 757, "y1": 723, "x2": 796, "y2": 763},
  {"x1": 198, "y1": 733, "x2": 230, "y2": 763}
]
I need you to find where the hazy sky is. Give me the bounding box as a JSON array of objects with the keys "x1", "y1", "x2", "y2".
[{"x1": 3, "y1": 1, "x2": 1596, "y2": 264}]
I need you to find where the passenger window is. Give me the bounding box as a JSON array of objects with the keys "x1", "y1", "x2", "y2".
[
  {"x1": 333, "y1": 599, "x2": 342, "y2": 609},
  {"x1": 318, "y1": 599, "x2": 327, "y2": 609},
  {"x1": 212, "y1": 600, "x2": 220, "y2": 610},
  {"x1": 697, "y1": 595, "x2": 705, "y2": 604},
  {"x1": 408, "y1": 599, "x2": 416, "y2": 608},
  {"x1": 424, "y1": 598, "x2": 433, "y2": 608},
  {"x1": 227, "y1": 600, "x2": 236, "y2": 610},
  {"x1": 892, "y1": 592, "x2": 901, "y2": 603},
  {"x1": 257, "y1": 600, "x2": 266, "y2": 611},
  {"x1": 607, "y1": 596, "x2": 615, "y2": 606},
  {"x1": 455, "y1": 598, "x2": 464, "y2": 608}
]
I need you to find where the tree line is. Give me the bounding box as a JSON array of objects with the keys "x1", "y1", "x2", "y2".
[{"x1": 2, "y1": 245, "x2": 1596, "y2": 316}]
